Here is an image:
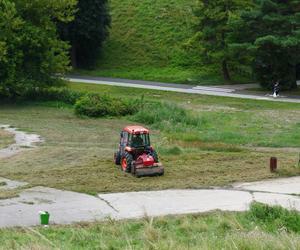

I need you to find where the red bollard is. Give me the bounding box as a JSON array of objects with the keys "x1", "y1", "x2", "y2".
[{"x1": 270, "y1": 157, "x2": 277, "y2": 172}]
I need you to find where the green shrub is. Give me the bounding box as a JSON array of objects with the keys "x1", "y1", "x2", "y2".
[
  {"x1": 74, "y1": 93, "x2": 138, "y2": 117},
  {"x1": 159, "y1": 146, "x2": 183, "y2": 156},
  {"x1": 24, "y1": 87, "x2": 84, "y2": 104},
  {"x1": 131, "y1": 101, "x2": 202, "y2": 130}
]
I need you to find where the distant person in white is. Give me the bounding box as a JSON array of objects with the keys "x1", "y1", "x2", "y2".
[{"x1": 273, "y1": 81, "x2": 280, "y2": 98}]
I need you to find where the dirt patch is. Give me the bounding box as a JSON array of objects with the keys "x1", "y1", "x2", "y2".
[
  {"x1": 0, "y1": 177, "x2": 27, "y2": 190},
  {"x1": 249, "y1": 146, "x2": 300, "y2": 154},
  {"x1": 181, "y1": 103, "x2": 240, "y2": 112},
  {"x1": 0, "y1": 129, "x2": 14, "y2": 149},
  {"x1": 0, "y1": 126, "x2": 43, "y2": 199},
  {"x1": 257, "y1": 110, "x2": 300, "y2": 124},
  {"x1": 0, "y1": 125, "x2": 43, "y2": 159}
]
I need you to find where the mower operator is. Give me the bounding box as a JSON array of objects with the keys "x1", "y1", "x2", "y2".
[{"x1": 132, "y1": 134, "x2": 144, "y2": 147}]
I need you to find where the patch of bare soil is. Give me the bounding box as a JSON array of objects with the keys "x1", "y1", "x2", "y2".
[{"x1": 0, "y1": 125, "x2": 43, "y2": 159}]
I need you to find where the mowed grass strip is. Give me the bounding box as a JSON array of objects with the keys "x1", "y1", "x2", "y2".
[
  {"x1": 2, "y1": 203, "x2": 300, "y2": 249},
  {"x1": 0, "y1": 102, "x2": 299, "y2": 194},
  {"x1": 0, "y1": 129, "x2": 14, "y2": 149},
  {"x1": 68, "y1": 82, "x2": 300, "y2": 110}
]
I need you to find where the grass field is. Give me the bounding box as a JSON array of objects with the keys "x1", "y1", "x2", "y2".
[
  {"x1": 0, "y1": 129, "x2": 14, "y2": 149},
  {"x1": 0, "y1": 83, "x2": 299, "y2": 195},
  {"x1": 2, "y1": 203, "x2": 300, "y2": 249}
]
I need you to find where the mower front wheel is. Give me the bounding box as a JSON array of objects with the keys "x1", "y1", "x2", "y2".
[
  {"x1": 121, "y1": 152, "x2": 133, "y2": 173},
  {"x1": 131, "y1": 163, "x2": 136, "y2": 176},
  {"x1": 152, "y1": 150, "x2": 159, "y2": 163}
]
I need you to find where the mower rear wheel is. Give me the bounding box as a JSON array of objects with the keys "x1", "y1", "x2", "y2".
[
  {"x1": 114, "y1": 151, "x2": 121, "y2": 165},
  {"x1": 121, "y1": 152, "x2": 133, "y2": 173}
]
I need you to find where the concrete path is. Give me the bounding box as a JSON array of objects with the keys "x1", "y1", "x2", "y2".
[
  {"x1": 2, "y1": 177, "x2": 300, "y2": 228},
  {"x1": 0, "y1": 186, "x2": 117, "y2": 228},
  {"x1": 66, "y1": 75, "x2": 300, "y2": 103}
]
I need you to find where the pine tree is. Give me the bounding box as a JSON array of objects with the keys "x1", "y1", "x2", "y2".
[
  {"x1": 193, "y1": 0, "x2": 253, "y2": 81},
  {"x1": 59, "y1": 0, "x2": 111, "y2": 68},
  {"x1": 230, "y1": 0, "x2": 300, "y2": 89}
]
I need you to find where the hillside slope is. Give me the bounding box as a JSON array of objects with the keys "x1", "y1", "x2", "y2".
[
  {"x1": 79, "y1": 0, "x2": 247, "y2": 84},
  {"x1": 102, "y1": 0, "x2": 198, "y2": 68}
]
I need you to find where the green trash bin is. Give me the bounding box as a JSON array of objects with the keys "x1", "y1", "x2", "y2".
[{"x1": 39, "y1": 211, "x2": 50, "y2": 226}]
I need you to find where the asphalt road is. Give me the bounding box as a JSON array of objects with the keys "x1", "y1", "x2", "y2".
[{"x1": 66, "y1": 75, "x2": 300, "y2": 103}]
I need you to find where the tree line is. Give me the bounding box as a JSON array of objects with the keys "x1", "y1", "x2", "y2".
[
  {"x1": 0, "y1": 0, "x2": 110, "y2": 98},
  {"x1": 194, "y1": 0, "x2": 300, "y2": 90},
  {"x1": 0, "y1": 0, "x2": 299, "y2": 99}
]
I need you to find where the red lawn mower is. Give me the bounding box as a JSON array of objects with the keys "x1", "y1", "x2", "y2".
[{"x1": 114, "y1": 126, "x2": 164, "y2": 177}]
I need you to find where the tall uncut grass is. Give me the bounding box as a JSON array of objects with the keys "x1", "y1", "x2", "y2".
[
  {"x1": 2, "y1": 203, "x2": 300, "y2": 249},
  {"x1": 131, "y1": 101, "x2": 203, "y2": 132}
]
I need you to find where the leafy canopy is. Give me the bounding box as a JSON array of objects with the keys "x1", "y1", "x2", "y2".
[
  {"x1": 58, "y1": 0, "x2": 111, "y2": 68},
  {"x1": 0, "y1": 0, "x2": 76, "y2": 98}
]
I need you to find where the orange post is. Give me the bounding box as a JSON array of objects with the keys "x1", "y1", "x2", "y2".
[{"x1": 270, "y1": 157, "x2": 277, "y2": 172}]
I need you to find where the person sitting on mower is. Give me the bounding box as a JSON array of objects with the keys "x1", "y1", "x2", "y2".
[{"x1": 132, "y1": 134, "x2": 144, "y2": 148}]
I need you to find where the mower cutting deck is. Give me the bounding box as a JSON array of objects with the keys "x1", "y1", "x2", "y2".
[{"x1": 114, "y1": 126, "x2": 164, "y2": 177}]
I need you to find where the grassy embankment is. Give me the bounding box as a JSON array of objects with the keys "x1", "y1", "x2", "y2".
[
  {"x1": 0, "y1": 82, "x2": 299, "y2": 195},
  {"x1": 2, "y1": 203, "x2": 300, "y2": 249},
  {"x1": 76, "y1": 0, "x2": 251, "y2": 85}
]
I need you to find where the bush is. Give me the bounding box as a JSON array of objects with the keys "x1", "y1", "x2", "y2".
[
  {"x1": 74, "y1": 93, "x2": 138, "y2": 117},
  {"x1": 132, "y1": 101, "x2": 202, "y2": 129},
  {"x1": 247, "y1": 202, "x2": 300, "y2": 233},
  {"x1": 159, "y1": 146, "x2": 183, "y2": 156},
  {"x1": 23, "y1": 87, "x2": 84, "y2": 105}
]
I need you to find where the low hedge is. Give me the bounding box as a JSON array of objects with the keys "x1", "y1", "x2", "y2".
[
  {"x1": 74, "y1": 93, "x2": 138, "y2": 117},
  {"x1": 23, "y1": 87, "x2": 84, "y2": 105},
  {"x1": 2, "y1": 85, "x2": 141, "y2": 118}
]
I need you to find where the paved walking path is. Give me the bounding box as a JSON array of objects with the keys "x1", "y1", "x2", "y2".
[
  {"x1": 1, "y1": 126, "x2": 300, "y2": 228},
  {"x1": 2, "y1": 177, "x2": 300, "y2": 228},
  {"x1": 66, "y1": 75, "x2": 300, "y2": 103}
]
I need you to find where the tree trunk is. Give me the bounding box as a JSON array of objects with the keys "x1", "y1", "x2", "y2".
[
  {"x1": 222, "y1": 60, "x2": 231, "y2": 81},
  {"x1": 71, "y1": 44, "x2": 77, "y2": 69}
]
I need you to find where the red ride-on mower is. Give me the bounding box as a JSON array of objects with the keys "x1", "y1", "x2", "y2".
[{"x1": 114, "y1": 126, "x2": 164, "y2": 177}]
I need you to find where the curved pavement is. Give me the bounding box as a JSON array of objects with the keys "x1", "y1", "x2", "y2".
[
  {"x1": 2, "y1": 176, "x2": 300, "y2": 228},
  {"x1": 66, "y1": 75, "x2": 300, "y2": 103}
]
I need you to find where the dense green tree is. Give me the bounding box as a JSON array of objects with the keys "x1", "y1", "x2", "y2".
[
  {"x1": 230, "y1": 0, "x2": 300, "y2": 90},
  {"x1": 193, "y1": 0, "x2": 253, "y2": 81},
  {"x1": 0, "y1": 0, "x2": 22, "y2": 96},
  {"x1": 0, "y1": 0, "x2": 76, "y2": 98},
  {"x1": 58, "y1": 0, "x2": 111, "y2": 68}
]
